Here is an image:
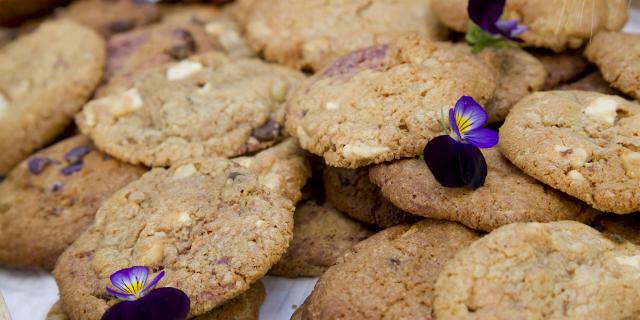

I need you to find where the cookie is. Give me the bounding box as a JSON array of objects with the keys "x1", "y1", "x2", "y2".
[
  {"x1": 477, "y1": 48, "x2": 546, "y2": 123},
  {"x1": 57, "y1": 0, "x2": 160, "y2": 38},
  {"x1": 47, "y1": 281, "x2": 265, "y2": 320},
  {"x1": 244, "y1": 0, "x2": 447, "y2": 71},
  {"x1": 322, "y1": 166, "x2": 418, "y2": 227},
  {"x1": 559, "y1": 72, "x2": 622, "y2": 95},
  {"x1": 369, "y1": 148, "x2": 598, "y2": 232},
  {"x1": 532, "y1": 50, "x2": 590, "y2": 90},
  {"x1": 431, "y1": 0, "x2": 628, "y2": 52},
  {"x1": 297, "y1": 220, "x2": 478, "y2": 319},
  {"x1": 285, "y1": 34, "x2": 496, "y2": 168},
  {"x1": 500, "y1": 91, "x2": 640, "y2": 213},
  {"x1": 224, "y1": 0, "x2": 255, "y2": 27},
  {"x1": 434, "y1": 221, "x2": 640, "y2": 319},
  {"x1": 0, "y1": 0, "x2": 65, "y2": 26},
  {"x1": 0, "y1": 20, "x2": 105, "y2": 175},
  {"x1": 98, "y1": 5, "x2": 252, "y2": 97},
  {"x1": 54, "y1": 157, "x2": 294, "y2": 318},
  {"x1": 269, "y1": 200, "x2": 375, "y2": 277},
  {"x1": 592, "y1": 213, "x2": 640, "y2": 246},
  {"x1": 77, "y1": 52, "x2": 305, "y2": 167},
  {"x1": 0, "y1": 135, "x2": 146, "y2": 269},
  {"x1": 585, "y1": 32, "x2": 640, "y2": 100}
]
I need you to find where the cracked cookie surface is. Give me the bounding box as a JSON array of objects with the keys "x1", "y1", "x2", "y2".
[{"x1": 586, "y1": 32, "x2": 640, "y2": 100}]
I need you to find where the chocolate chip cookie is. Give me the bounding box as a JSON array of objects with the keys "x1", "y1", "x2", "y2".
[
  {"x1": 434, "y1": 221, "x2": 640, "y2": 319},
  {"x1": 586, "y1": 32, "x2": 640, "y2": 100},
  {"x1": 322, "y1": 166, "x2": 418, "y2": 227},
  {"x1": 77, "y1": 52, "x2": 305, "y2": 167},
  {"x1": 500, "y1": 91, "x2": 640, "y2": 213},
  {"x1": 370, "y1": 148, "x2": 598, "y2": 231},
  {"x1": 54, "y1": 157, "x2": 294, "y2": 318},
  {"x1": 297, "y1": 220, "x2": 478, "y2": 319},
  {"x1": 285, "y1": 34, "x2": 496, "y2": 168},
  {"x1": 269, "y1": 200, "x2": 374, "y2": 277},
  {"x1": 0, "y1": 135, "x2": 145, "y2": 269},
  {"x1": 244, "y1": 0, "x2": 447, "y2": 71},
  {"x1": 0, "y1": 20, "x2": 105, "y2": 175}
]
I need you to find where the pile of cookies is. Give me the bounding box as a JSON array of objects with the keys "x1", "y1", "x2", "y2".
[{"x1": 0, "y1": 0, "x2": 639, "y2": 319}]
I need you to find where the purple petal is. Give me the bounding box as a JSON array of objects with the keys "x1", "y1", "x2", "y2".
[
  {"x1": 496, "y1": 19, "x2": 528, "y2": 41},
  {"x1": 110, "y1": 266, "x2": 149, "y2": 297},
  {"x1": 468, "y1": 0, "x2": 505, "y2": 34},
  {"x1": 49, "y1": 181, "x2": 63, "y2": 192},
  {"x1": 101, "y1": 287, "x2": 190, "y2": 320},
  {"x1": 423, "y1": 135, "x2": 488, "y2": 189},
  {"x1": 61, "y1": 162, "x2": 84, "y2": 176},
  {"x1": 139, "y1": 271, "x2": 165, "y2": 298},
  {"x1": 458, "y1": 143, "x2": 488, "y2": 189},
  {"x1": 106, "y1": 286, "x2": 137, "y2": 301},
  {"x1": 463, "y1": 128, "x2": 499, "y2": 149},
  {"x1": 64, "y1": 145, "x2": 92, "y2": 164},
  {"x1": 28, "y1": 157, "x2": 52, "y2": 175},
  {"x1": 453, "y1": 96, "x2": 488, "y2": 135}
]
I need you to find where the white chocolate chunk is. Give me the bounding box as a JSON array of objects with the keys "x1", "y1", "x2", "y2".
[
  {"x1": 204, "y1": 22, "x2": 244, "y2": 51},
  {"x1": 234, "y1": 157, "x2": 252, "y2": 168},
  {"x1": 177, "y1": 211, "x2": 192, "y2": 224},
  {"x1": 584, "y1": 97, "x2": 618, "y2": 125},
  {"x1": 325, "y1": 101, "x2": 339, "y2": 110},
  {"x1": 173, "y1": 163, "x2": 197, "y2": 179},
  {"x1": 255, "y1": 219, "x2": 266, "y2": 228},
  {"x1": 621, "y1": 151, "x2": 640, "y2": 178},
  {"x1": 296, "y1": 126, "x2": 311, "y2": 147},
  {"x1": 197, "y1": 82, "x2": 212, "y2": 94},
  {"x1": 0, "y1": 93, "x2": 7, "y2": 119},
  {"x1": 555, "y1": 146, "x2": 589, "y2": 167},
  {"x1": 567, "y1": 170, "x2": 585, "y2": 182},
  {"x1": 343, "y1": 144, "x2": 390, "y2": 158},
  {"x1": 166, "y1": 60, "x2": 203, "y2": 80},
  {"x1": 271, "y1": 80, "x2": 288, "y2": 102},
  {"x1": 139, "y1": 241, "x2": 165, "y2": 265},
  {"x1": 616, "y1": 255, "x2": 640, "y2": 268},
  {"x1": 97, "y1": 88, "x2": 143, "y2": 117},
  {"x1": 554, "y1": 145, "x2": 571, "y2": 153},
  {"x1": 260, "y1": 173, "x2": 281, "y2": 191}
]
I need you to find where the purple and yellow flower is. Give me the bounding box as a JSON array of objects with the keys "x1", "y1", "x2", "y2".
[
  {"x1": 465, "y1": 0, "x2": 528, "y2": 52},
  {"x1": 423, "y1": 96, "x2": 498, "y2": 189},
  {"x1": 101, "y1": 266, "x2": 190, "y2": 320}
]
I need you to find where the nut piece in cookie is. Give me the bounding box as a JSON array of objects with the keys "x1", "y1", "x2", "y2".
[
  {"x1": 500, "y1": 91, "x2": 640, "y2": 213},
  {"x1": 586, "y1": 32, "x2": 640, "y2": 100}
]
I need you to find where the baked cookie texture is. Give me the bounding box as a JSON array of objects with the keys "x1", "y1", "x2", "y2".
[
  {"x1": 0, "y1": 135, "x2": 146, "y2": 270},
  {"x1": 434, "y1": 221, "x2": 640, "y2": 319},
  {"x1": 269, "y1": 200, "x2": 375, "y2": 277},
  {"x1": 592, "y1": 213, "x2": 640, "y2": 246},
  {"x1": 322, "y1": 166, "x2": 418, "y2": 227},
  {"x1": 57, "y1": 0, "x2": 160, "y2": 38},
  {"x1": 54, "y1": 157, "x2": 295, "y2": 319},
  {"x1": 586, "y1": 32, "x2": 640, "y2": 100},
  {"x1": 285, "y1": 34, "x2": 496, "y2": 168},
  {"x1": 0, "y1": 20, "x2": 105, "y2": 175},
  {"x1": 532, "y1": 50, "x2": 590, "y2": 90},
  {"x1": 559, "y1": 72, "x2": 622, "y2": 95},
  {"x1": 47, "y1": 281, "x2": 265, "y2": 320},
  {"x1": 297, "y1": 220, "x2": 478, "y2": 319},
  {"x1": 431, "y1": 0, "x2": 628, "y2": 52},
  {"x1": 98, "y1": 5, "x2": 252, "y2": 97},
  {"x1": 369, "y1": 148, "x2": 599, "y2": 232},
  {"x1": 77, "y1": 52, "x2": 305, "y2": 167},
  {"x1": 244, "y1": 0, "x2": 447, "y2": 71},
  {"x1": 500, "y1": 91, "x2": 640, "y2": 213}
]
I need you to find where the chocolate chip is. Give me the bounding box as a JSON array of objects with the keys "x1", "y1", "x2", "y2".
[
  {"x1": 251, "y1": 119, "x2": 281, "y2": 142},
  {"x1": 28, "y1": 157, "x2": 52, "y2": 175},
  {"x1": 323, "y1": 44, "x2": 388, "y2": 78},
  {"x1": 49, "y1": 181, "x2": 63, "y2": 192},
  {"x1": 64, "y1": 145, "x2": 92, "y2": 164},
  {"x1": 103, "y1": 153, "x2": 113, "y2": 160},
  {"x1": 0, "y1": 175, "x2": 4, "y2": 182},
  {"x1": 166, "y1": 29, "x2": 197, "y2": 60},
  {"x1": 61, "y1": 162, "x2": 83, "y2": 176},
  {"x1": 388, "y1": 258, "x2": 401, "y2": 268},
  {"x1": 228, "y1": 172, "x2": 243, "y2": 180},
  {"x1": 215, "y1": 257, "x2": 231, "y2": 265},
  {"x1": 107, "y1": 19, "x2": 135, "y2": 34}
]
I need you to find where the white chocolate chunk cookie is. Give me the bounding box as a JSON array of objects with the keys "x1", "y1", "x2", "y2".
[
  {"x1": 54, "y1": 157, "x2": 294, "y2": 319},
  {"x1": 77, "y1": 52, "x2": 305, "y2": 167},
  {"x1": 435, "y1": 221, "x2": 640, "y2": 319},
  {"x1": 285, "y1": 34, "x2": 496, "y2": 168},
  {"x1": 586, "y1": 32, "x2": 640, "y2": 100},
  {"x1": 500, "y1": 91, "x2": 640, "y2": 213}
]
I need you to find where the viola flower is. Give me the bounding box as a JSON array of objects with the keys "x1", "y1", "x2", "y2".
[
  {"x1": 465, "y1": 0, "x2": 528, "y2": 53},
  {"x1": 102, "y1": 266, "x2": 190, "y2": 320},
  {"x1": 423, "y1": 96, "x2": 498, "y2": 189}
]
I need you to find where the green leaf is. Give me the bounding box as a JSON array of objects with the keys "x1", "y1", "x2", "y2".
[{"x1": 465, "y1": 24, "x2": 518, "y2": 53}]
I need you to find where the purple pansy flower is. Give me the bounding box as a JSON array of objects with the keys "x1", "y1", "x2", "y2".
[
  {"x1": 468, "y1": 0, "x2": 528, "y2": 41},
  {"x1": 423, "y1": 96, "x2": 498, "y2": 189},
  {"x1": 102, "y1": 266, "x2": 190, "y2": 320}
]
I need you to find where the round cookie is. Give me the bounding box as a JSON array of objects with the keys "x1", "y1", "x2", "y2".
[
  {"x1": 559, "y1": 72, "x2": 622, "y2": 95},
  {"x1": 269, "y1": 200, "x2": 375, "y2": 277},
  {"x1": 244, "y1": 0, "x2": 447, "y2": 71},
  {"x1": 0, "y1": 20, "x2": 105, "y2": 175},
  {"x1": 47, "y1": 281, "x2": 265, "y2": 320},
  {"x1": 434, "y1": 221, "x2": 640, "y2": 319},
  {"x1": 98, "y1": 5, "x2": 252, "y2": 97},
  {"x1": 57, "y1": 0, "x2": 160, "y2": 38},
  {"x1": 500, "y1": 91, "x2": 640, "y2": 213},
  {"x1": 592, "y1": 213, "x2": 640, "y2": 246},
  {"x1": 477, "y1": 48, "x2": 546, "y2": 123},
  {"x1": 532, "y1": 50, "x2": 590, "y2": 90},
  {"x1": 322, "y1": 166, "x2": 418, "y2": 227},
  {"x1": 585, "y1": 32, "x2": 640, "y2": 100},
  {"x1": 297, "y1": 220, "x2": 479, "y2": 320},
  {"x1": 431, "y1": 0, "x2": 628, "y2": 52},
  {"x1": 77, "y1": 52, "x2": 305, "y2": 167},
  {"x1": 370, "y1": 148, "x2": 599, "y2": 232},
  {"x1": 53, "y1": 157, "x2": 294, "y2": 318},
  {"x1": 285, "y1": 34, "x2": 496, "y2": 168},
  {"x1": 0, "y1": 135, "x2": 146, "y2": 270}
]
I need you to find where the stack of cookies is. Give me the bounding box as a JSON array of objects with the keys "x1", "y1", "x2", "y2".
[{"x1": 0, "y1": 0, "x2": 639, "y2": 319}]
